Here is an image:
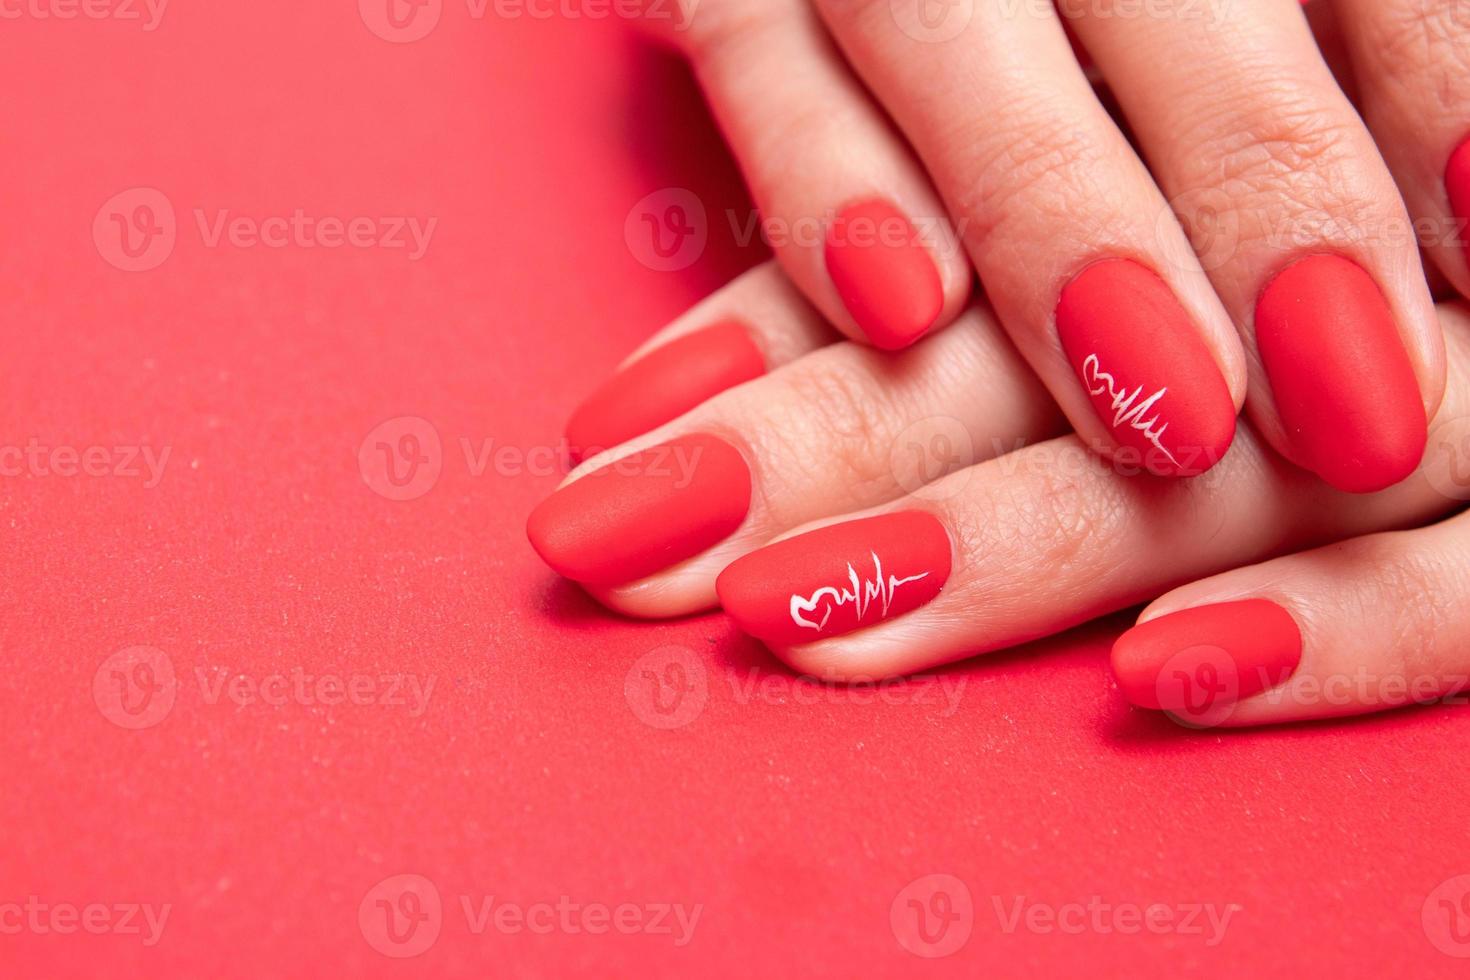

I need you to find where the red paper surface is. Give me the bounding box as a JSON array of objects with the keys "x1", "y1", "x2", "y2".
[{"x1": 3, "y1": 4, "x2": 1467, "y2": 977}]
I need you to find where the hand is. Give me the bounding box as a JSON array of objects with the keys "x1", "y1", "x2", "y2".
[
  {"x1": 528, "y1": 261, "x2": 1467, "y2": 653},
  {"x1": 618, "y1": 0, "x2": 1447, "y2": 490}
]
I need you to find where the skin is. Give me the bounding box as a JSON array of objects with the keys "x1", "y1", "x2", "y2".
[
  {"x1": 542, "y1": 0, "x2": 1470, "y2": 726},
  {"x1": 551, "y1": 261, "x2": 1470, "y2": 727},
  {"x1": 631, "y1": 0, "x2": 1454, "y2": 482}
]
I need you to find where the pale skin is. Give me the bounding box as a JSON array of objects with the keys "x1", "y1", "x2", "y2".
[
  {"x1": 631, "y1": 0, "x2": 1470, "y2": 474},
  {"x1": 546, "y1": 0, "x2": 1470, "y2": 726}
]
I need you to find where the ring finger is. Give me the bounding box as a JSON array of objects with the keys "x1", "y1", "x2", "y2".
[{"x1": 1069, "y1": 0, "x2": 1444, "y2": 493}]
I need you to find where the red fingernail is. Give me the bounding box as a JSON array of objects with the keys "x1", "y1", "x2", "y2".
[
  {"x1": 1445, "y1": 136, "x2": 1470, "y2": 269},
  {"x1": 716, "y1": 511, "x2": 950, "y2": 648},
  {"x1": 527, "y1": 433, "x2": 751, "y2": 586},
  {"x1": 1111, "y1": 599, "x2": 1303, "y2": 714},
  {"x1": 825, "y1": 199, "x2": 943, "y2": 350},
  {"x1": 1056, "y1": 259, "x2": 1237, "y2": 476},
  {"x1": 1255, "y1": 254, "x2": 1427, "y2": 493},
  {"x1": 566, "y1": 321, "x2": 765, "y2": 458}
]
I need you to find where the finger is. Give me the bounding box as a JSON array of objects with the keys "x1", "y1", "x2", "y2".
[
  {"x1": 1112, "y1": 507, "x2": 1470, "y2": 728},
  {"x1": 566, "y1": 261, "x2": 840, "y2": 457},
  {"x1": 714, "y1": 306, "x2": 1470, "y2": 680},
  {"x1": 1328, "y1": 0, "x2": 1470, "y2": 300},
  {"x1": 528, "y1": 304, "x2": 1066, "y2": 616},
  {"x1": 673, "y1": 0, "x2": 971, "y2": 348},
  {"x1": 1068, "y1": 0, "x2": 1443, "y2": 493},
  {"x1": 809, "y1": 0, "x2": 1247, "y2": 478}
]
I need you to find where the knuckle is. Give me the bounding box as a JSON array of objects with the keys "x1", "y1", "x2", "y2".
[
  {"x1": 1169, "y1": 85, "x2": 1375, "y2": 247},
  {"x1": 753, "y1": 359, "x2": 899, "y2": 503},
  {"x1": 1356, "y1": 537, "x2": 1459, "y2": 680},
  {"x1": 1363, "y1": 1, "x2": 1470, "y2": 103},
  {"x1": 951, "y1": 93, "x2": 1114, "y2": 245},
  {"x1": 955, "y1": 458, "x2": 1129, "y2": 590},
  {"x1": 679, "y1": 0, "x2": 807, "y2": 62},
  {"x1": 1179, "y1": 86, "x2": 1358, "y2": 193}
]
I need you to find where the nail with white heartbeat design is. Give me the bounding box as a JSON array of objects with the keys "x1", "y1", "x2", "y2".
[
  {"x1": 789, "y1": 553, "x2": 929, "y2": 633},
  {"x1": 1056, "y1": 258, "x2": 1238, "y2": 477},
  {"x1": 1081, "y1": 354, "x2": 1178, "y2": 466},
  {"x1": 717, "y1": 511, "x2": 952, "y2": 648}
]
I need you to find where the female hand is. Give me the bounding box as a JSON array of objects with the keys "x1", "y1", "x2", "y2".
[
  {"x1": 528, "y1": 261, "x2": 1467, "y2": 660},
  {"x1": 607, "y1": 0, "x2": 1447, "y2": 491}
]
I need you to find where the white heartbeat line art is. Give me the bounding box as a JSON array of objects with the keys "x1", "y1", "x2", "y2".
[
  {"x1": 789, "y1": 553, "x2": 931, "y2": 633},
  {"x1": 1081, "y1": 353, "x2": 1179, "y2": 466}
]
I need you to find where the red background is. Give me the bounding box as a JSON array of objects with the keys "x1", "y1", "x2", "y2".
[{"x1": 4, "y1": 2, "x2": 1467, "y2": 976}]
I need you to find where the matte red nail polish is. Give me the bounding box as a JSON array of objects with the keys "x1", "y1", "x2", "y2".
[
  {"x1": 1111, "y1": 599, "x2": 1302, "y2": 716},
  {"x1": 1445, "y1": 137, "x2": 1470, "y2": 268},
  {"x1": 716, "y1": 511, "x2": 950, "y2": 648},
  {"x1": 1255, "y1": 254, "x2": 1427, "y2": 494},
  {"x1": 566, "y1": 321, "x2": 765, "y2": 458},
  {"x1": 825, "y1": 199, "x2": 944, "y2": 350},
  {"x1": 1056, "y1": 259, "x2": 1237, "y2": 476},
  {"x1": 527, "y1": 433, "x2": 751, "y2": 586}
]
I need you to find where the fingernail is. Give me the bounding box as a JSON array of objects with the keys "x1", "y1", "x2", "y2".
[
  {"x1": 1111, "y1": 599, "x2": 1302, "y2": 712},
  {"x1": 1445, "y1": 136, "x2": 1470, "y2": 268},
  {"x1": 1056, "y1": 258, "x2": 1237, "y2": 476},
  {"x1": 566, "y1": 321, "x2": 765, "y2": 458},
  {"x1": 527, "y1": 433, "x2": 751, "y2": 586},
  {"x1": 716, "y1": 511, "x2": 951, "y2": 648},
  {"x1": 1255, "y1": 254, "x2": 1427, "y2": 493},
  {"x1": 825, "y1": 199, "x2": 944, "y2": 350}
]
